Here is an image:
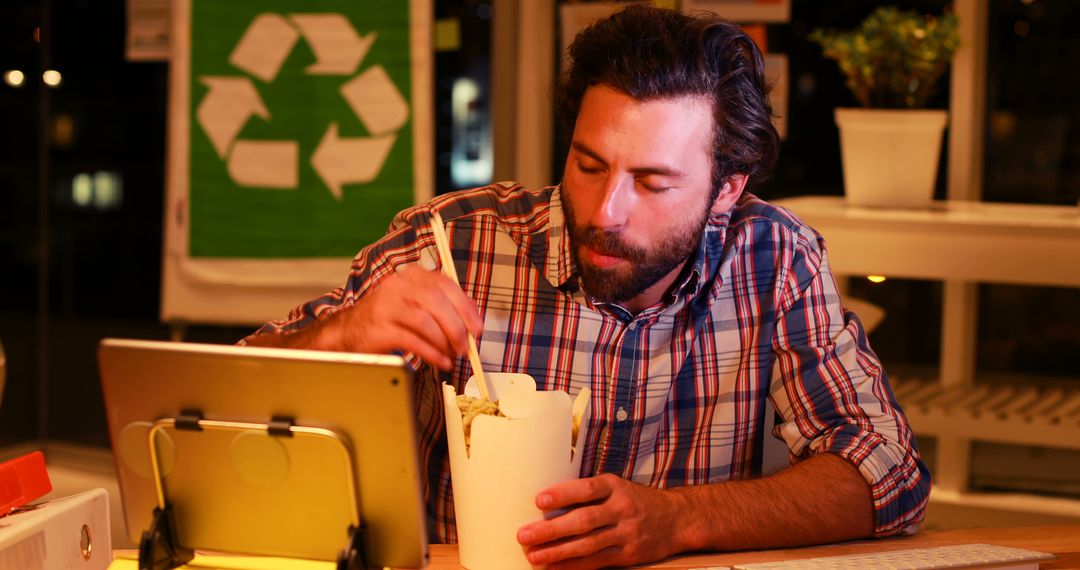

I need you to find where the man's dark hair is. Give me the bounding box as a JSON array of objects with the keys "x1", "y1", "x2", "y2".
[{"x1": 557, "y1": 5, "x2": 780, "y2": 191}]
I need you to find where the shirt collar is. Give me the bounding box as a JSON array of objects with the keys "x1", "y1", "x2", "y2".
[
  {"x1": 547, "y1": 186, "x2": 578, "y2": 291},
  {"x1": 546, "y1": 185, "x2": 736, "y2": 304},
  {"x1": 678, "y1": 205, "x2": 734, "y2": 301}
]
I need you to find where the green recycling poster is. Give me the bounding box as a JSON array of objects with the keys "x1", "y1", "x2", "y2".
[
  {"x1": 161, "y1": 0, "x2": 429, "y2": 325},
  {"x1": 187, "y1": 0, "x2": 417, "y2": 258}
]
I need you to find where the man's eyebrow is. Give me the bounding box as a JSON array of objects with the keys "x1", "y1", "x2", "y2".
[{"x1": 570, "y1": 141, "x2": 687, "y2": 178}]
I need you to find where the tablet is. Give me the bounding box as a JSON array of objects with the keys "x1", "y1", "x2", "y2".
[{"x1": 98, "y1": 338, "x2": 428, "y2": 568}]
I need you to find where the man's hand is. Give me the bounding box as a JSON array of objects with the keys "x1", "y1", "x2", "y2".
[
  {"x1": 514, "y1": 454, "x2": 875, "y2": 569},
  {"x1": 247, "y1": 264, "x2": 483, "y2": 370},
  {"x1": 516, "y1": 473, "x2": 690, "y2": 570}
]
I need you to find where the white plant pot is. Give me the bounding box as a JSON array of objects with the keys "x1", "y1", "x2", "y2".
[{"x1": 835, "y1": 108, "x2": 947, "y2": 208}]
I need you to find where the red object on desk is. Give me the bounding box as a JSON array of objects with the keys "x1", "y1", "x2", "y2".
[{"x1": 0, "y1": 450, "x2": 52, "y2": 516}]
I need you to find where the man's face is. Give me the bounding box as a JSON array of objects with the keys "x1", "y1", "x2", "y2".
[{"x1": 561, "y1": 85, "x2": 739, "y2": 307}]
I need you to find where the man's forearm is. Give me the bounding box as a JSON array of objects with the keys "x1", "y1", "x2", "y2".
[
  {"x1": 242, "y1": 320, "x2": 335, "y2": 351},
  {"x1": 674, "y1": 452, "x2": 874, "y2": 552}
]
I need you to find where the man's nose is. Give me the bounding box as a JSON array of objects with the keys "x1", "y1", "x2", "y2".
[{"x1": 591, "y1": 174, "x2": 632, "y2": 230}]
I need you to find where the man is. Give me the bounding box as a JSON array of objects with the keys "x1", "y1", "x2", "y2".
[{"x1": 245, "y1": 5, "x2": 930, "y2": 569}]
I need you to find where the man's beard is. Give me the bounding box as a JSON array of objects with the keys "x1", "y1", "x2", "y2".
[{"x1": 561, "y1": 183, "x2": 711, "y2": 305}]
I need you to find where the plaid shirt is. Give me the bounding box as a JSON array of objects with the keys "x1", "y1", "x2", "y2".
[{"x1": 249, "y1": 182, "x2": 930, "y2": 543}]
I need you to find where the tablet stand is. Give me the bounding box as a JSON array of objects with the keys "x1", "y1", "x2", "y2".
[{"x1": 137, "y1": 411, "x2": 369, "y2": 570}]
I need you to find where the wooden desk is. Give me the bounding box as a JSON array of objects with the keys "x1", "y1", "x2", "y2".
[
  {"x1": 424, "y1": 525, "x2": 1080, "y2": 569},
  {"x1": 111, "y1": 525, "x2": 1080, "y2": 568}
]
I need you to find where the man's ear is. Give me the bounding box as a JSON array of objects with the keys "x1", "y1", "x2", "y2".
[{"x1": 710, "y1": 174, "x2": 749, "y2": 215}]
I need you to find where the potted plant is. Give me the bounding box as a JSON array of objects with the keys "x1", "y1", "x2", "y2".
[{"x1": 810, "y1": 7, "x2": 960, "y2": 208}]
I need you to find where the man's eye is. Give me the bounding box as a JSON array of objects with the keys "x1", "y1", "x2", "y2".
[
  {"x1": 638, "y1": 180, "x2": 670, "y2": 193},
  {"x1": 577, "y1": 163, "x2": 602, "y2": 174}
]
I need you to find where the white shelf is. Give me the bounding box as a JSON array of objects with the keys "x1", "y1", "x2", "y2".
[
  {"x1": 893, "y1": 377, "x2": 1080, "y2": 450},
  {"x1": 929, "y1": 489, "x2": 1080, "y2": 523},
  {"x1": 774, "y1": 196, "x2": 1080, "y2": 288},
  {"x1": 775, "y1": 196, "x2": 1080, "y2": 517}
]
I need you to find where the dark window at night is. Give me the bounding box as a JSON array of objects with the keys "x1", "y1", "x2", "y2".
[{"x1": 977, "y1": 1, "x2": 1079, "y2": 384}]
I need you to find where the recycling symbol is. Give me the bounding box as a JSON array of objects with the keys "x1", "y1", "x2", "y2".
[{"x1": 196, "y1": 13, "x2": 409, "y2": 200}]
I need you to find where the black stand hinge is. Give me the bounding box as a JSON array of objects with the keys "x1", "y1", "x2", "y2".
[
  {"x1": 337, "y1": 523, "x2": 370, "y2": 570},
  {"x1": 138, "y1": 504, "x2": 194, "y2": 570},
  {"x1": 267, "y1": 415, "x2": 295, "y2": 437},
  {"x1": 175, "y1": 410, "x2": 204, "y2": 431}
]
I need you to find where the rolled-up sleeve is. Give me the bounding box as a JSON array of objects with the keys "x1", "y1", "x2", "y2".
[
  {"x1": 768, "y1": 232, "x2": 931, "y2": 537},
  {"x1": 238, "y1": 204, "x2": 436, "y2": 374}
]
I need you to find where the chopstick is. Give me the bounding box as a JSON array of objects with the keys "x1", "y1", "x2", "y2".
[{"x1": 428, "y1": 210, "x2": 493, "y2": 401}]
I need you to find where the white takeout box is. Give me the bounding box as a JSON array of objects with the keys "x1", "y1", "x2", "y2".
[{"x1": 443, "y1": 373, "x2": 591, "y2": 570}]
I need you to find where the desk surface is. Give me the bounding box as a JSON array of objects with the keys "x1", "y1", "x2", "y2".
[
  {"x1": 424, "y1": 525, "x2": 1080, "y2": 569},
  {"x1": 114, "y1": 524, "x2": 1079, "y2": 569}
]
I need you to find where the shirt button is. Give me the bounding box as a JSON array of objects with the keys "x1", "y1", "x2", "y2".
[{"x1": 616, "y1": 407, "x2": 629, "y2": 422}]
